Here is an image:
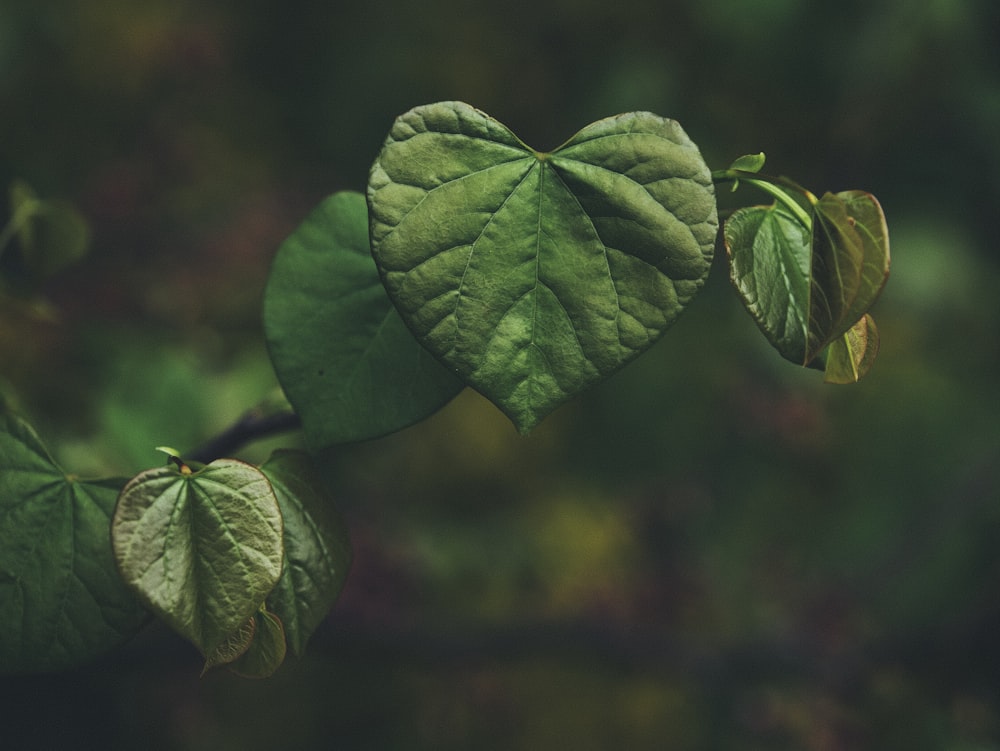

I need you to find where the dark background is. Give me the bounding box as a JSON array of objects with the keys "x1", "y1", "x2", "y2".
[{"x1": 2, "y1": 0, "x2": 999, "y2": 748}]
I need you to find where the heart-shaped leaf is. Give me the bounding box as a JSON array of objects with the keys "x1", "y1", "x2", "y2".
[
  {"x1": 111, "y1": 459, "x2": 283, "y2": 656},
  {"x1": 367, "y1": 101, "x2": 718, "y2": 433},
  {"x1": 259, "y1": 450, "x2": 351, "y2": 657},
  {"x1": 0, "y1": 410, "x2": 147, "y2": 674},
  {"x1": 263, "y1": 191, "x2": 464, "y2": 447}
]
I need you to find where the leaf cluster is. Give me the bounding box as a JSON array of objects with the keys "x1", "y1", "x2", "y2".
[{"x1": 1, "y1": 101, "x2": 889, "y2": 678}]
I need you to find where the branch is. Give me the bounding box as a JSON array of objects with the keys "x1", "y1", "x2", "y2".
[{"x1": 186, "y1": 408, "x2": 301, "y2": 464}]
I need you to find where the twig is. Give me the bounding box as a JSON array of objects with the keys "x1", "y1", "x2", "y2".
[{"x1": 187, "y1": 409, "x2": 301, "y2": 464}]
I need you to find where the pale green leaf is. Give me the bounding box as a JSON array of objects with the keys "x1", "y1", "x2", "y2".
[
  {"x1": 111, "y1": 459, "x2": 283, "y2": 656},
  {"x1": 202, "y1": 614, "x2": 256, "y2": 674},
  {"x1": 728, "y1": 152, "x2": 766, "y2": 173}
]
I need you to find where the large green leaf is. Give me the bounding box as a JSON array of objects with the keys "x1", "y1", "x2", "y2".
[
  {"x1": 0, "y1": 410, "x2": 147, "y2": 674},
  {"x1": 111, "y1": 459, "x2": 283, "y2": 656},
  {"x1": 263, "y1": 191, "x2": 463, "y2": 448},
  {"x1": 368, "y1": 101, "x2": 718, "y2": 433},
  {"x1": 260, "y1": 450, "x2": 350, "y2": 657}
]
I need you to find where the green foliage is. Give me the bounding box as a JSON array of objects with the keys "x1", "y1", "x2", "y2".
[
  {"x1": 0, "y1": 409, "x2": 147, "y2": 675},
  {"x1": 0, "y1": 102, "x2": 890, "y2": 679},
  {"x1": 111, "y1": 457, "x2": 284, "y2": 662},
  {"x1": 1, "y1": 180, "x2": 89, "y2": 286},
  {"x1": 107, "y1": 448, "x2": 349, "y2": 676},
  {"x1": 718, "y1": 156, "x2": 890, "y2": 382},
  {"x1": 227, "y1": 608, "x2": 287, "y2": 679},
  {"x1": 368, "y1": 102, "x2": 718, "y2": 433},
  {"x1": 263, "y1": 191, "x2": 463, "y2": 447},
  {"x1": 259, "y1": 450, "x2": 351, "y2": 657}
]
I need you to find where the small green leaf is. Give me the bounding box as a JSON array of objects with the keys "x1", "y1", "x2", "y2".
[
  {"x1": 728, "y1": 152, "x2": 766, "y2": 173},
  {"x1": 368, "y1": 101, "x2": 718, "y2": 433},
  {"x1": 263, "y1": 191, "x2": 463, "y2": 447},
  {"x1": 111, "y1": 459, "x2": 283, "y2": 656},
  {"x1": 0, "y1": 410, "x2": 148, "y2": 674},
  {"x1": 724, "y1": 203, "x2": 812, "y2": 363},
  {"x1": 823, "y1": 314, "x2": 880, "y2": 384},
  {"x1": 808, "y1": 191, "x2": 890, "y2": 362},
  {"x1": 260, "y1": 450, "x2": 350, "y2": 657},
  {"x1": 227, "y1": 608, "x2": 287, "y2": 678},
  {"x1": 5, "y1": 180, "x2": 90, "y2": 278},
  {"x1": 725, "y1": 188, "x2": 889, "y2": 381}
]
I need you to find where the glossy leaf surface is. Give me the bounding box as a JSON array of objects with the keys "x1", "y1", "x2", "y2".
[
  {"x1": 725, "y1": 189, "x2": 889, "y2": 376},
  {"x1": 260, "y1": 450, "x2": 351, "y2": 656},
  {"x1": 263, "y1": 191, "x2": 463, "y2": 448},
  {"x1": 111, "y1": 459, "x2": 283, "y2": 656},
  {"x1": 808, "y1": 191, "x2": 890, "y2": 361},
  {"x1": 0, "y1": 410, "x2": 147, "y2": 674},
  {"x1": 724, "y1": 203, "x2": 811, "y2": 363},
  {"x1": 368, "y1": 101, "x2": 718, "y2": 432}
]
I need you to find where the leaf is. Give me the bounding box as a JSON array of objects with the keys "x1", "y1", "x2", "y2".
[
  {"x1": 263, "y1": 191, "x2": 463, "y2": 447},
  {"x1": 367, "y1": 101, "x2": 718, "y2": 433},
  {"x1": 724, "y1": 189, "x2": 889, "y2": 380},
  {"x1": 111, "y1": 459, "x2": 284, "y2": 656},
  {"x1": 728, "y1": 152, "x2": 766, "y2": 173},
  {"x1": 808, "y1": 191, "x2": 890, "y2": 361},
  {"x1": 202, "y1": 614, "x2": 256, "y2": 674},
  {"x1": 724, "y1": 202, "x2": 812, "y2": 362},
  {"x1": 0, "y1": 410, "x2": 148, "y2": 675},
  {"x1": 260, "y1": 450, "x2": 350, "y2": 657},
  {"x1": 227, "y1": 608, "x2": 287, "y2": 678},
  {"x1": 6, "y1": 180, "x2": 90, "y2": 278},
  {"x1": 823, "y1": 314, "x2": 880, "y2": 384}
]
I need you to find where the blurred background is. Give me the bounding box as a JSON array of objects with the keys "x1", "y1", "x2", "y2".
[{"x1": 2, "y1": 0, "x2": 999, "y2": 748}]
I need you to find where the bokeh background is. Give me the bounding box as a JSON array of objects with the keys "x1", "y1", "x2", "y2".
[{"x1": 2, "y1": 0, "x2": 999, "y2": 748}]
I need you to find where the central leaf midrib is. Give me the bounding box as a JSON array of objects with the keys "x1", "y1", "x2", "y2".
[
  {"x1": 543, "y1": 161, "x2": 626, "y2": 349},
  {"x1": 767, "y1": 208, "x2": 810, "y2": 352},
  {"x1": 182, "y1": 477, "x2": 260, "y2": 643},
  {"x1": 451, "y1": 161, "x2": 539, "y2": 356}
]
